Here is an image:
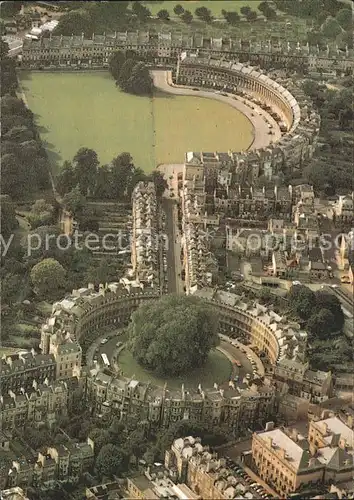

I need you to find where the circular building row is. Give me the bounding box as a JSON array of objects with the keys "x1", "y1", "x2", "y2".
[
  {"x1": 175, "y1": 53, "x2": 321, "y2": 176},
  {"x1": 41, "y1": 282, "x2": 307, "y2": 371}
]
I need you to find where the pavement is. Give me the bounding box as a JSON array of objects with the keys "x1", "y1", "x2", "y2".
[{"x1": 151, "y1": 69, "x2": 281, "y2": 151}]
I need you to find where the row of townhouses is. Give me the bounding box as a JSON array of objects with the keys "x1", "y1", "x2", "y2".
[
  {"x1": 131, "y1": 181, "x2": 160, "y2": 287},
  {"x1": 86, "y1": 370, "x2": 277, "y2": 432},
  {"x1": 0, "y1": 432, "x2": 94, "y2": 491},
  {"x1": 20, "y1": 32, "x2": 354, "y2": 73},
  {"x1": 176, "y1": 55, "x2": 321, "y2": 177}
]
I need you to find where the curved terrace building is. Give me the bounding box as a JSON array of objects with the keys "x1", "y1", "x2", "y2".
[
  {"x1": 40, "y1": 280, "x2": 331, "y2": 412},
  {"x1": 176, "y1": 53, "x2": 320, "y2": 175}
]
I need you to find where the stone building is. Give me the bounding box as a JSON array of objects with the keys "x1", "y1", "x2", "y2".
[
  {"x1": 0, "y1": 351, "x2": 56, "y2": 395},
  {"x1": 131, "y1": 181, "x2": 160, "y2": 287},
  {"x1": 21, "y1": 33, "x2": 354, "y2": 74},
  {"x1": 4, "y1": 440, "x2": 94, "y2": 490},
  {"x1": 87, "y1": 370, "x2": 276, "y2": 434},
  {"x1": 252, "y1": 416, "x2": 354, "y2": 497},
  {"x1": 0, "y1": 380, "x2": 69, "y2": 431},
  {"x1": 165, "y1": 436, "x2": 249, "y2": 499},
  {"x1": 176, "y1": 55, "x2": 320, "y2": 176}
]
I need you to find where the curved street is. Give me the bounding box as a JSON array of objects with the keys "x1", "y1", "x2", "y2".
[{"x1": 151, "y1": 69, "x2": 281, "y2": 151}]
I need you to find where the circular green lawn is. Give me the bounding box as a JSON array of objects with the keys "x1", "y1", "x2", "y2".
[{"x1": 118, "y1": 347, "x2": 232, "y2": 389}]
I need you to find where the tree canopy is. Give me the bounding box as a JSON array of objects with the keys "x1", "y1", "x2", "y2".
[
  {"x1": 288, "y1": 285, "x2": 316, "y2": 320},
  {"x1": 288, "y1": 285, "x2": 344, "y2": 339},
  {"x1": 30, "y1": 258, "x2": 67, "y2": 297},
  {"x1": 128, "y1": 295, "x2": 219, "y2": 376},
  {"x1": 1, "y1": 93, "x2": 50, "y2": 199},
  {"x1": 95, "y1": 444, "x2": 127, "y2": 478}
]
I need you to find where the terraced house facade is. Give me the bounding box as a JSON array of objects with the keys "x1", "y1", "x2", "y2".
[{"x1": 20, "y1": 32, "x2": 354, "y2": 73}]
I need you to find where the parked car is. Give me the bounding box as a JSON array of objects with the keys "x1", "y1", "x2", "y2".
[{"x1": 100, "y1": 338, "x2": 108, "y2": 345}]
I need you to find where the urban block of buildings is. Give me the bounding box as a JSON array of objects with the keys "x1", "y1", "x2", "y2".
[{"x1": 20, "y1": 32, "x2": 354, "y2": 74}]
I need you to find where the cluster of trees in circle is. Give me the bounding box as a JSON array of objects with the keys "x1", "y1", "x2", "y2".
[
  {"x1": 128, "y1": 294, "x2": 220, "y2": 377},
  {"x1": 108, "y1": 50, "x2": 153, "y2": 96}
]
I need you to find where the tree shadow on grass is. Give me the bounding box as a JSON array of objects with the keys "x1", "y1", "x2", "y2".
[
  {"x1": 42, "y1": 139, "x2": 56, "y2": 149},
  {"x1": 37, "y1": 125, "x2": 49, "y2": 134},
  {"x1": 152, "y1": 90, "x2": 175, "y2": 99},
  {"x1": 18, "y1": 71, "x2": 33, "y2": 81}
]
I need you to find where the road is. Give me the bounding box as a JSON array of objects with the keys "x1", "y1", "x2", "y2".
[
  {"x1": 219, "y1": 341, "x2": 254, "y2": 383},
  {"x1": 162, "y1": 198, "x2": 183, "y2": 294},
  {"x1": 151, "y1": 69, "x2": 281, "y2": 151}
]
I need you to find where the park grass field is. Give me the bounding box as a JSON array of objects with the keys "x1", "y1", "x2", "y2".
[
  {"x1": 118, "y1": 348, "x2": 232, "y2": 389},
  {"x1": 20, "y1": 71, "x2": 253, "y2": 173},
  {"x1": 144, "y1": 1, "x2": 261, "y2": 16}
]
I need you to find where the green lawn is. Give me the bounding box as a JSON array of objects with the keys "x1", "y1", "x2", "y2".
[
  {"x1": 144, "y1": 1, "x2": 261, "y2": 16},
  {"x1": 19, "y1": 71, "x2": 253, "y2": 173},
  {"x1": 118, "y1": 348, "x2": 232, "y2": 389}
]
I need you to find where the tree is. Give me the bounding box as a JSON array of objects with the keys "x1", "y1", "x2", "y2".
[
  {"x1": 95, "y1": 444, "x2": 126, "y2": 478},
  {"x1": 307, "y1": 308, "x2": 335, "y2": 340},
  {"x1": 111, "y1": 152, "x2": 135, "y2": 198},
  {"x1": 1, "y1": 153, "x2": 27, "y2": 199},
  {"x1": 258, "y1": 287, "x2": 273, "y2": 305},
  {"x1": 94, "y1": 164, "x2": 114, "y2": 199},
  {"x1": 132, "y1": 1, "x2": 151, "y2": 21},
  {"x1": 73, "y1": 147, "x2": 99, "y2": 195},
  {"x1": 336, "y1": 30, "x2": 353, "y2": 49},
  {"x1": 63, "y1": 185, "x2": 86, "y2": 217},
  {"x1": 321, "y1": 16, "x2": 343, "y2": 39},
  {"x1": 108, "y1": 50, "x2": 126, "y2": 80},
  {"x1": 0, "y1": 40, "x2": 17, "y2": 96},
  {"x1": 263, "y1": 6, "x2": 277, "y2": 20},
  {"x1": 258, "y1": 1, "x2": 268, "y2": 13},
  {"x1": 336, "y1": 8, "x2": 352, "y2": 31},
  {"x1": 117, "y1": 58, "x2": 136, "y2": 91},
  {"x1": 195, "y1": 6, "x2": 212, "y2": 23},
  {"x1": 4, "y1": 125, "x2": 34, "y2": 143},
  {"x1": 85, "y1": 258, "x2": 119, "y2": 285},
  {"x1": 173, "y1": 4, "x2": 184, "y2": 16},
  {"x1": 246, "y1": 10, "x2": 258, "y2": 21},
  {"x1": 258, "y1": 1, "x2": 277, "y2": 19},
  {"x1": 149, "y1": 170, "x2": 167, "y2": 198},
  {"x1": 0, "y1": 195, "x2": 18, "y2": 238},
  {"x1": 128, "y1": 295, "x2": 219, "y2": 376},
  {"x1": 56, "y1": 160, "x2": 77, "y2": 196},
  {"x1": 53, "y1": 9, "x2": 94, "y2": 36},
  {"x1": 240, "y1": 6, "x2": 252, "y2": 16},
  {"x1": 0, "y1": 273, "x2": 23, "y2": 306},
  {"x1": 181, "y1": 10, "x2": 193, "y2": 24},
  {"x1": 223, "y1": 11, "x2": 240, "y2": 25},
  {"x1": 127, "y1": 61, "x2": 153, "y2": 95},
  {"x1": 314, "y1": 291, "x2": 344, "y2": 331},
  {"x1": 288, "y1": 285, "x2": 316, "y2": 320},
  {"x1": 157, "y1": 9, "x2": 170, "y2": 21},
  {"x1": 30, "y1": 258, "x2": 67, "y2": 297}
]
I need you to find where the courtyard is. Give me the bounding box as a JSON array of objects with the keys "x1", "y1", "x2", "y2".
[{"x1": 19, "y1": 71, "x2": 254, "y2": 174}]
